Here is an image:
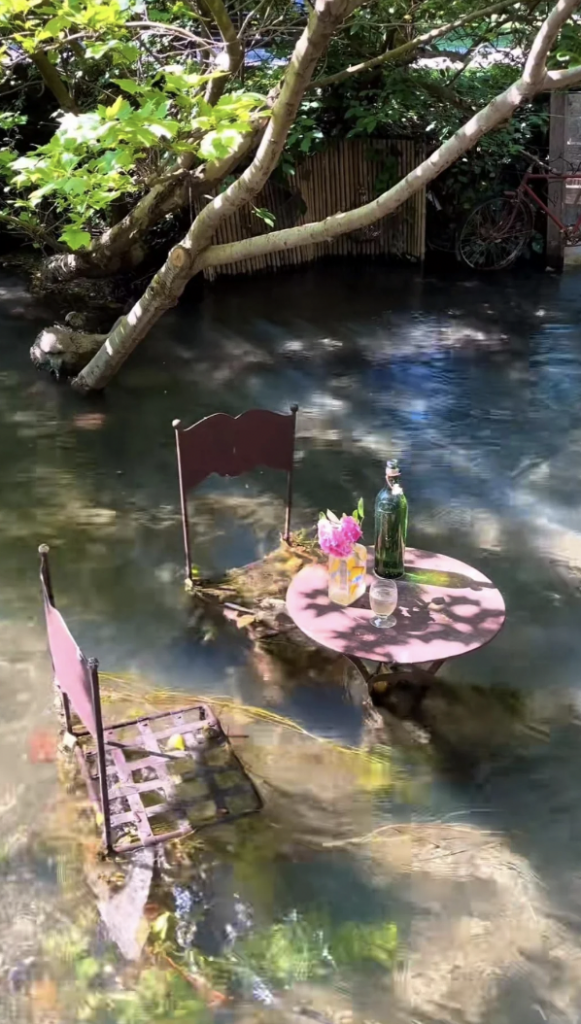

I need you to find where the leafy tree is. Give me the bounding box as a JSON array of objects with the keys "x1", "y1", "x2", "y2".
[{"x1": 1, "y1": 0, "x2": 581, "y2": 387}]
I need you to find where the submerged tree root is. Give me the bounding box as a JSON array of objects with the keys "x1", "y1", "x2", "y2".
[{"x1": 30, "y1": 319, "x2": 123, "y2": 377}]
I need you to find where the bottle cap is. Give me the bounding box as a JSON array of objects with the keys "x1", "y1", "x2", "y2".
[{"x1": 386, "y1": 459, "x2": 400, "y2": 476}]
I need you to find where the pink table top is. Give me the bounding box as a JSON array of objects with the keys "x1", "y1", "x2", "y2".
[{"x1": 286, "y1": 547, "x2": 505, "y2": 666}]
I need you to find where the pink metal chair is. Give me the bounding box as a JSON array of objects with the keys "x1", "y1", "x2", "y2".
[
  {"x1": 173, "y1": 406, "x2": 299, "y2": 582},
  {"x1": 39, "y1": 545, "x2": 262, "y2": 855}
]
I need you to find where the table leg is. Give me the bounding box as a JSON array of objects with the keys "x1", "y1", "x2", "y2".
[
  {"x1": 344, "y1": 655, "x2": 394, "y2": 691},
  {"x1": 344, "y1": 655, "x2": 382, "y2": 685},
  {"x1": 426, "y1": 658, "x2": 446, "y2": 676},
  {"x1": 345, "y1": 655, "x2": 448, "y2": 705}
]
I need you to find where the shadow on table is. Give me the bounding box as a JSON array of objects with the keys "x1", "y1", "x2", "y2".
[{"x1": 300, "y1": 584, "x2": 503, "y2": 661}]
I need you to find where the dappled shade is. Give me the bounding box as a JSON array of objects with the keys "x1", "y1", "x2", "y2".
[{"x1": 286, "y1": 547, "x2": 505, "y2": 665}]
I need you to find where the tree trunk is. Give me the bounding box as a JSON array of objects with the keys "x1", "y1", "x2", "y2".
[
  {"x1": 71, "y1": 248, "x2": 192, "y2": 390},
  {"x1": 31, "y1": 0, "x2": 579, "y2": 392},
  {"x1": 66, "y1": 0, "x2": 357, "y2": 390}
]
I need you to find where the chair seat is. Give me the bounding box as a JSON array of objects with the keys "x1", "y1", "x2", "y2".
[{"x1": 75, "y1": 703, "x2": 262, "y2": 853}]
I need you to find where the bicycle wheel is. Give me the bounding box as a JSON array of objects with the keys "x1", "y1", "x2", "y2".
[{"x1": 456, "y1": 196, "x2": 533, "y2": 270}]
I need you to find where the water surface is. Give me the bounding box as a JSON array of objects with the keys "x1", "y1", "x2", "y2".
[{"x1": 2, "y1": 264, "x2": 581, "y2": 1023}]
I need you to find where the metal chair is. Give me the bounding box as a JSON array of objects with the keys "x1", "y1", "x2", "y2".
[
  {"x1": 39, "y1": 545, "x2": 262, "y2": 855},
  {"x1": 173, "y1": 405, "x2": 299, "y2": 583}
]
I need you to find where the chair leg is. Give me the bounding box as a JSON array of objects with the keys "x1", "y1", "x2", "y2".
[
  {"x1": 173, "y1": 420, "x2": 193, "y2": 581},
  {"x1": 88, "y1": 658, "x2": 114, "y2": 856},
  {"x1": 61, "y1": 691, "x2": 73, "y2": 735},
  {"x1": 284, "y1": 468, "x2": 293, "y2": 543},
  {"x1": 284, "y1": 404, "x2": 298, "y2": 543}
]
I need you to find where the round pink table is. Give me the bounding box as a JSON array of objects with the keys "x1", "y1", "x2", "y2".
[{"x1": 286, "y1": 547, "x2": 505, "y2": 689}]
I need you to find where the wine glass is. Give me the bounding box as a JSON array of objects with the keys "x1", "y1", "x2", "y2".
[{"x1": 369, "y1": 579, "x2": 398, "y2": 629}]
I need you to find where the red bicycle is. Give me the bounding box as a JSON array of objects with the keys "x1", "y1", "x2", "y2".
[{"x1": 456, "y1": 160, "x2": 581, "y2": 269}]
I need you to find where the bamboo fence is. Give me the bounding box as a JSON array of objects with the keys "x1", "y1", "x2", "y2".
[{"x1": 197, "y1": 138, "x2": 426, "y2": 279}]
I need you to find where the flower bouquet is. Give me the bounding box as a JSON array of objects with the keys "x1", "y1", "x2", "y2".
[{"x1": 318, "y1": 500, "x2": 366, "y2": 607}]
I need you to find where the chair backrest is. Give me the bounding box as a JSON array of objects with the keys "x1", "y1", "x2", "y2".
[
  {"x1": 174, "y1": 408, "x2": 297, "y2": 492},
  {"x1": 173, "y1": 407, "x2": 298, "y2": 576},
  {"x1": 39, "y1": 550, "x2": 97, "y2": 736}
]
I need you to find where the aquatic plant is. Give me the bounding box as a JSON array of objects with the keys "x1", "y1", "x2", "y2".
[
  {"x1": 39, "y1": 929, "x2": 208, "y2": 1023},
  {"x1": 184, "y1": 911, "x2": 398, "y2": 998}
]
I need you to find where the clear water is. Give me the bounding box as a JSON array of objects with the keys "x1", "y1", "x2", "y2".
[{"x1": 3, "y1": 263, "x2": 581, "y2": 1022}]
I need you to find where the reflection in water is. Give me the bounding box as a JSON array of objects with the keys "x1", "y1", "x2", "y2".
[{"x1": 3, "y1": 265, "x2": 581, "y2": 1021}]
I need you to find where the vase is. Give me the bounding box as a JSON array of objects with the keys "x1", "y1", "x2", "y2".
[{"x1": 328, "y1": 543, "x2": 367, "y2": 607}]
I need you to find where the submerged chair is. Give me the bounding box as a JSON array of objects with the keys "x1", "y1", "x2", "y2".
[
  {"x1": 173, "y1": 406, "x2": 298, "y2": 583},
  {"x1": 39, "y1": 545, "x2": 262, "y2": 855}
]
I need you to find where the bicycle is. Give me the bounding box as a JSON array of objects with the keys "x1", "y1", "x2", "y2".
[{"x1": 456, "y1": 159, "x2": 581, "y2": 270}]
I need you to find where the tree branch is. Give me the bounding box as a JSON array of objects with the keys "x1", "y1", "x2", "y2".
[
  {"x1": 30, "y1": 49, "x2": 79, "y2": 113},
  {"x1": 198, "y1": 0, "x2": 244, "y2": 105},
  {"x1": 184, "y1": 0, "x2": 359, "y2": 256},
  {"x1": 72, "y1": 0, "x2": 360, "y2": 390},
  {"x1": 0, "y1": 211, "x2": 68, "y2": 252},
  {"x1": 522, "y1": 0, "x2": 579, "y2": 88},
  {"x1": 417, "y1": 77, "x2": 475, "y2": 113},
  {"x1": 543, "y1": 64, "x2": 581, "y2": 89},
  {"x1": 67, "y1": 0, "x2": 579, "y2": 393},
  {"x1": 312, "y1": 0, "x2": 526, "y2": 88},
  {"x1": 198, "y1": 0, "x2": 581, "y2": 270},
  {"x1": 126, "y1": 21, "x2": 212, "y2": 47}
]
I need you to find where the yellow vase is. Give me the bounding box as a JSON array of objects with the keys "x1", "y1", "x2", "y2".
[{"x1": 328, "y1": 543, "x2": 367, "y2": 607}]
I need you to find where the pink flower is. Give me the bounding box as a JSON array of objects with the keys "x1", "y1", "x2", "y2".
[
  {"x1": 340, "y1": 515, "x2": 362, "y2": 545},
  {"x1": 318, "y1": 513, "x2": 362, "y2": 558}
]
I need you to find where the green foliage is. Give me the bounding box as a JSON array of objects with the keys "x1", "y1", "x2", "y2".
[
  {"x1": 104, "y1": 968, "x2": 205, "y2": 1023},
  {"x1": 253, "y1": 206, "x2": 276, "y2": 228},
  {"x1": 553, "y1": 21, "x2": 581, "y2": 66},
  {"x1": 192, "y1": 912, "x2": 398, "y2": 993},
  {"x1": 353, "y1": 496, "x2": 364, "y2": 526},
  {"x1": 1, "y1": 0, "x2": 579, "y2": 254},
  {"x1": 0, "y1": 0, "x2": 268, "y2": 247},
  {"x1": 286, "y1": 99, "x2": 326, "y2": 155},
  {"x1": 237, "y1": 915, "x2": 330, "y2": 987},
  {"x1": 332, "y1": 919, "x2": 398, "y2": 969},
  {"x1": 42, "y1": 922, "x2": 91, "y2": 962},
  {"x1": 3, "y1": 78, "x2": 266, "y2": 247},
  {"x1": 42, "y1": 920, "x2": 207, "y2": 1023}
]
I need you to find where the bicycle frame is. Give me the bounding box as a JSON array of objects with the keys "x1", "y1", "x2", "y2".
[{"x1": 513, "y1": 171, "x2": 581, "y2": 234}]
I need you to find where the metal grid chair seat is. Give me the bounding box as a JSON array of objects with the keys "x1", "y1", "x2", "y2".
[{"x1": 39, "y1": 546, "x2": 262, "y2": 855}]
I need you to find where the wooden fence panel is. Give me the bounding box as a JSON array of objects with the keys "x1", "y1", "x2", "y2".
[{"x1": 198, "y1": 138, "x2": 426, "y2": 279}]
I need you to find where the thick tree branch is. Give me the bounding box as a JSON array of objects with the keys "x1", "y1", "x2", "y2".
[
  {"x1": 543, "y1": 63, "x2": 581, "y2": 88},
  {"x1": 30, "y1": 50, "x2": 79, "y2": 113},
  {"x1": 37, "y1": 0, "x2": 577, "y2": 392},
  {"x1": 312, "y1": 0, "x2": 526, "y2": 88},
  {"x1": 184, "y1": 0, "x2": 358, "y2": 255},
  {"x1": 72, "y1": 0, "x2": 359, "y2": 390},
  {"x1": 523, "y1": 0, "x2": 579, "y2": 87},
  {"x1": 197, "y1": 0, "x2": 581, "y2": 270}
]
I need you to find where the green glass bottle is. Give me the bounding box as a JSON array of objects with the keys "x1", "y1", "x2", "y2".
[{"x1": 374, "y1": 459, "x2": 408, "y2": 579}]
